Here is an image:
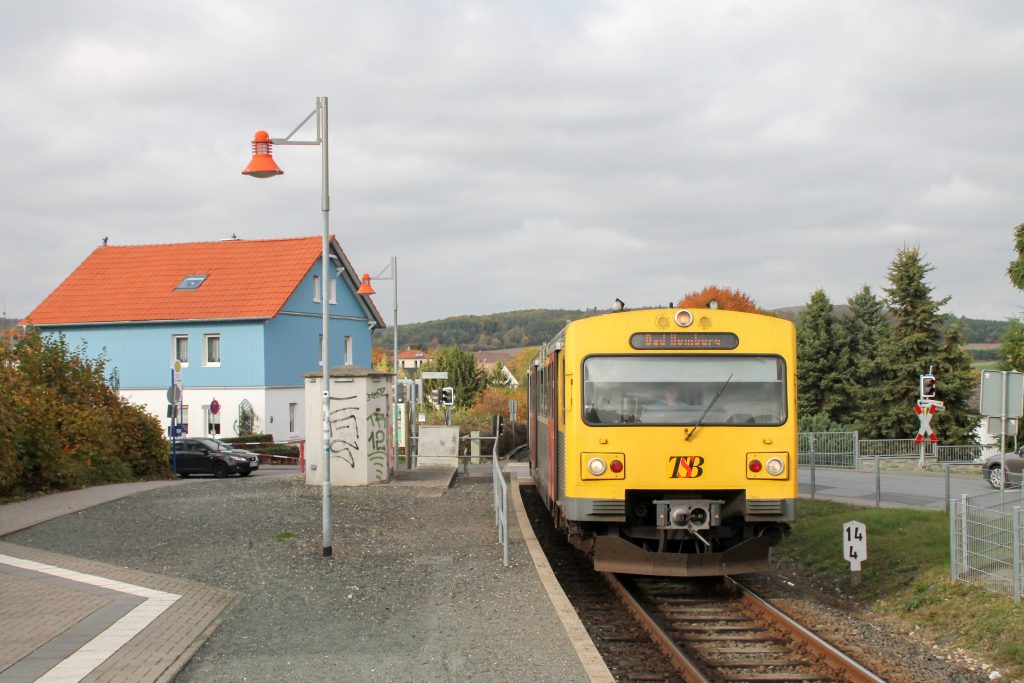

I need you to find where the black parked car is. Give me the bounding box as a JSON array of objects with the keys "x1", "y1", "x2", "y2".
[{"x1": 170, "y1": 437, "x2": 260, "y2": 478}]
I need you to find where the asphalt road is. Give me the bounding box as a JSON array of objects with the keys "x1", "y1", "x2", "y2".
[{"x1": 798, "y1": 464, "x2": 996, "y2": 509}]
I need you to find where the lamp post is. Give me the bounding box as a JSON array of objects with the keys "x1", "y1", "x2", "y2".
[
  {"x1": 243, "y1": 96, "x2": 334, "y2": 557},
  {"x1": 356, "y1": 257, "x2": 402, "y2": 467}
]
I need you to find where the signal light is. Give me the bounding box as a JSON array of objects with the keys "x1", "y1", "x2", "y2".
[
  {"x1": 440, "y1": 387, "x2": 454, "y2": 406},
  {"x1": 748, "y1": 459, "x2": 763, "y2": 473},
  {"x1": 765, "y1": 457, "x2": 785, "y2": 476},
  {"x1": 587, "y1": 458, "x2": 607, "y2": 476},
  {"x1": 921, "y1": 374, "x2": 936, "y2": 398},
  {"x1": 609, "y1": 460, "x2": 623, "y2": 473}
]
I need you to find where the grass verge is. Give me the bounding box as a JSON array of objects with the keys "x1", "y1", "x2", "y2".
[{"x1": 774, "y1": 499, "x2": 1024, "y2": 678}]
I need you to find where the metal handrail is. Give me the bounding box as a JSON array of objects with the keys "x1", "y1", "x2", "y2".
[{"x1": 491, "y1": 437, "x2": 509, "y2": 567}]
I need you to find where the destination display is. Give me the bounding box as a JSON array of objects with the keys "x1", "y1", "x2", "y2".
[{"x1": 630, "y1": 332, "x2": 739, "y2": 350}]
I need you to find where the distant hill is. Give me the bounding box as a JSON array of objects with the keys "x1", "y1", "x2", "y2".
[
  {"x1": 373, "y1": 308, "x2": 603, "y2": 352},
  {"x1": 375, "y1": 307, "x2": 1011, "y2": 353}
]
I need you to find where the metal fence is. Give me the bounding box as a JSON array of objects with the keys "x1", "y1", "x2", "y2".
[
  {"x1": 936, "y1": 444, "x2": 985, "y2": 464},
  {"x1": 858, "y1": 438, "x2": 931, "y2": 460},
  {"x1": 798, "y1": 431, "x2": 859, "y2": 468},
  {"x1": 801, "y1": 435, "x2": 985, "y2": 466},
  {"x1": 950, "y1": 482, "x2": 1024, "y2": 602}
]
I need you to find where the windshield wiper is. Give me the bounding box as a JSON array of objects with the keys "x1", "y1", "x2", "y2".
[{"x1": 685, "y1": 373, "x2": 733, "y2": 442}]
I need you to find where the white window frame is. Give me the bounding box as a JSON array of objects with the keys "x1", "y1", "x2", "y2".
[
  {"x1": 329, "y1": 277, "x2": 337, "y2": 304},
  {"x1": 344, "y1": 335, "x2": 353, "y2": 365},
  {"x1": 313, "y1": 275, "x2": 321, "y2": 303},
  {"x1": 172, "y1": 335, "x2": 189, "y2": 367},
  {"x1": 289, "y1": 402, "x2": 297, "y2": 433},
  {"x1": 203, "y1": 334, "x2": 221, "y2": 367},
  {"x1": 318, "y1": 334, "x2": 324, "y2": 366},
  {"x1": 180, "y1": 405, "x2": 189, "y2": 435}
]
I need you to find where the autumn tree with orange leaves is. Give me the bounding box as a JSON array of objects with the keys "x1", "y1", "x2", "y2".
[{"x1": 677, "y1": 286, "x2": 764, "y2": 313}]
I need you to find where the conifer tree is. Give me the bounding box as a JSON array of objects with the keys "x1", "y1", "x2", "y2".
[
  {"x1": 933, "y1": 322, "x2": 978, "y2": 444},
  {"x1": 838, "y1": 286, "x2": 891, "y2": 437},
  {"x1": 796, "y1": 289, "x2": 841, "y2": 427},
  {"x1": 877, "y1": 247, "x2": 950, "y2": 438}
]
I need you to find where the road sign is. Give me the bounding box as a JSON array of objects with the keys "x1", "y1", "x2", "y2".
[
  {"x1": 509, "y1": 399, "x2": 518, "y2": 422},
  {"x1": 167, "y1": 385, "x2": 181, "y2": 405},
  {"x1": 421, "y1": 371, "x2": 449, "y2": 380},
  {"x1": 210, "y1": 399, "x2": 221, "y2": 415},
  {"x1": 172, "y1": 361, "x2": 183, "y2": 390},
  {"x1": 980, "y1": 370, "x2": 1024, "y2": 418},
  {"x1": 843, "y1": 521, "x2": 867, "y2": 573},
  {"x1": 987, "y1": 417, "x2": 1019, "y2": 435},
  {"x1": 914, "y1": 401, "x2": 937, "y2": 444}
]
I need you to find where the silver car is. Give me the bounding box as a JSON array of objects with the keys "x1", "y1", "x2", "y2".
[{"x1": 981, "y1": 447, "x2": 1024, "y2": 488}]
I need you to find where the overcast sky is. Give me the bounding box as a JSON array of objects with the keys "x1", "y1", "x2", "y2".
[{"x1": 3, "y1": 1, "x2": 1023, "y2": 324}]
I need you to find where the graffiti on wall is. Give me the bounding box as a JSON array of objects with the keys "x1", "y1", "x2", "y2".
[
  {"x1": 366, "y1": 408, "x2": 387, "y2": 480},
  {"x1": 328, "y1": 394, "x2": 359, "y2": 468}
]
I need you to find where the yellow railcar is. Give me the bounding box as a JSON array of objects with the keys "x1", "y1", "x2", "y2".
[{"x1": 528, "y1": 308, "x2": 797, "y2": 576}]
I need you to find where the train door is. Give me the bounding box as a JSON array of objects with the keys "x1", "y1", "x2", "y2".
[
  {"x1": 547, "y1": 350, "x2": 559, "y2": 507},
  {"x1": 528, "y1": 364, "x2": 537, "y2": 470}
]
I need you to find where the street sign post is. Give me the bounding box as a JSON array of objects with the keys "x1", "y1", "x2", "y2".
[
  {"x1": 980, "y1": 371, "x2": 1024, "y2": 488},
  {"x1": 168, "y1": 368, "x2": 181, "y2": 475}
]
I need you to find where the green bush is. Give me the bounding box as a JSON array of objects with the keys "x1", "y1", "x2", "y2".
[{"x1": 0, "y1": 330, "x2": 169, "y2": 498}]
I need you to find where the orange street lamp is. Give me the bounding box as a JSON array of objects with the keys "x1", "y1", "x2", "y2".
[
  {"x1": 243, "y1": 96, "x2": 335, "y2": 558},
  {"x1": 356, "y1": 274, "x2": 375, "y2": 295},
  {"x1": 241, "y1": 131, "x2": 283, "y2": 178},
  {"x1": 356, "y1": 258, "x2": 402, "y2": 467}
]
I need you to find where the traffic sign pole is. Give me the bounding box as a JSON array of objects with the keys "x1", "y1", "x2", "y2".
[{"x1": 169, "y1": 369, "x2": 177, "y2": 475}]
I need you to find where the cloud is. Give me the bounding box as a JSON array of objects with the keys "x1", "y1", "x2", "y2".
[{"x1": 3, "y1": 1, "x2": 1024, "y2": 323}]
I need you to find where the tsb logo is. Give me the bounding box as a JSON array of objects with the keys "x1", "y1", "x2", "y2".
[{"x1": 669, "y1": 455, "x2": 705, "y2": 479}]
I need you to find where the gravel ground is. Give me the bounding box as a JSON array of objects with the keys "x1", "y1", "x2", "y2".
[{"x1": 4, "y1": 474, "x2": 589, "y2": 683}]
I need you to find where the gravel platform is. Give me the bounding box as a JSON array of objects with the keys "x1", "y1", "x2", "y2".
[{"x1": 4, "y1": 474, "x2": 589, "y2": 683}]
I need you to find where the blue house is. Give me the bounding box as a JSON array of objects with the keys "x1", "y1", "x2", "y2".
[{"x1": 22, "y1": 236, "x2": 386, "y2": 441}]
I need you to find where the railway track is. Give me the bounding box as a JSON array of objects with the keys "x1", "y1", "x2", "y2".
[
  {"x1": 604, "y1": 573, "x2": 885, "y2": 683},
  {"x1": 522, "y1": 485, "x2": 885, "y2": 682}
]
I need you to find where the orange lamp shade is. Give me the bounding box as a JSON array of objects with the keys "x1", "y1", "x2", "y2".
[
  {"x1": 242, "y1": 130, "x2": 283, "y2": 178},
  {"x1": 356, "y1": 274, "x2": 375, "y2": 295}
]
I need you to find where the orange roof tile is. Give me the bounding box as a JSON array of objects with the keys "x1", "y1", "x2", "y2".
[
  {"x1": 397, "y1": 349, "x2": 433, "y2": 360},
  {"x1": 23, "y1": 236, "x2": 381, "y2": 325}
]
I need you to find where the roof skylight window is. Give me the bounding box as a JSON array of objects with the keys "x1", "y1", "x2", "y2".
[{"x1": 176, "y1": 275, "x2": 208, "y2": 290}]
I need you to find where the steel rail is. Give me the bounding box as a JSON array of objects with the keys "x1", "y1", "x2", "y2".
[
  {"x1": 601, "y1": 572, "x2": 710, "y2": 683},
  {"x1": 727, "y1": 576, "x2": 886, "y2": 683}
]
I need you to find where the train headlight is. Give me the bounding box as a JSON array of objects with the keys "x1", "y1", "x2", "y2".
[
  {"x1": 582, "y1": 452, "x2": 625, "y2": 479},
  {"x1": 746, "y1": 452, "x2": 790, "y2": 479}
]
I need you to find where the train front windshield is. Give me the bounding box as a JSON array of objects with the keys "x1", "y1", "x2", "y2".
[{"x1": 582, "y1": 355, "x2": 787, "y2": 426}]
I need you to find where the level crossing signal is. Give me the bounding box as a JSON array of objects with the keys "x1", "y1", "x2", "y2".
[
  {"x1": 437, "y1": 386, "x2": 454, "y2": 406},
  {"x1": 920, "y1": 373, "x2": 936, "y2": 398}
]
